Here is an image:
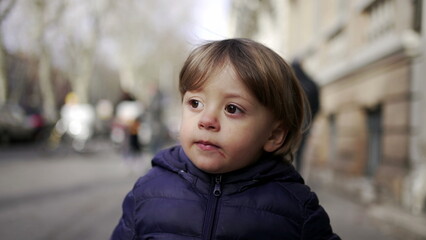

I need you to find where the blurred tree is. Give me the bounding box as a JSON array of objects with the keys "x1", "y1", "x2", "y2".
[
  {"x1": 102, "y1": 0, "x2": 193, "y2": 102},
  {"x1": 2, "y1": 0, "x2": 198, "y2": 117},
  {"x1": 33, "y1": 0, "x2": 67, "y2": 122},
  {"x1": 61, "y1": 0, "x2": 112, "y2": 104},
  {"x1": 0, "y1": 0, "x2": 16, "y2": 105}
]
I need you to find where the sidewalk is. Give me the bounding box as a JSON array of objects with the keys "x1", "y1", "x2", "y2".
[
  {"x1": 313, "y1": 185, "x2": 426, "y2": 240},
  {"x1": 369, "y1": 204, "x2": 426, "y2": 240},
  {"x1": 313, "y1": 186, "x2": 397, "y2": 240}
]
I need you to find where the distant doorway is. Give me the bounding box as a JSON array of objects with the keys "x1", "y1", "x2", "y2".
[{"x1": 365, "y1": 106, "x2": 382, "y2": 177}]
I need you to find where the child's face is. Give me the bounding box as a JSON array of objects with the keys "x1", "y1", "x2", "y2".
[{"x1": 179, "y1": 65, "x2": 282, "y2": 174}]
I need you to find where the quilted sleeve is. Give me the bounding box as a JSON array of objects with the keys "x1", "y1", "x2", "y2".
[
  {"x1": 301, "y1": 192, "x2": 341, "y2": 240},
  {"x1": 110, "y1": 190, "x2": 136, "y2": 240}
]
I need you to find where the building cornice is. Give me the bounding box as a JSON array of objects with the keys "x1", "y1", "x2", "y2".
[{"x1": 317, "y1": 31, "x2": 421, "y2": 86}]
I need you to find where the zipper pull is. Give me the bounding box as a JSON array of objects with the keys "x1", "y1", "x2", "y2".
[{"x1": 213, "y1": 175, "x2": 222, "y2": 197}]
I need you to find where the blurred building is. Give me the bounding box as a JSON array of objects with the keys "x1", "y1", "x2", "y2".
[{"x1": 230, "y1": 0, "x2": 426, "y2": 220}]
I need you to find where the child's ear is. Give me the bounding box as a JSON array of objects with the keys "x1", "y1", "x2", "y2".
[{"x1": 263, "y1": 122, "x2": 287, "y2": 153}]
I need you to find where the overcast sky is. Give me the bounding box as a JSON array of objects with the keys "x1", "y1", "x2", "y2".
[{"x1": 191, "y1": 0, "x2": 230, "y2": 42}]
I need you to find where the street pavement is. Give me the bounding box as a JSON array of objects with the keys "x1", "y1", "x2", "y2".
[
  {"x1": 0, "y1": 140, "x2": 405, "y2": 240},
  {"x1": 0, "y1": 140, "x2": 149, "y2": 240},
  {"x1": 312, "y1": 186, "x2": 399, "y2": 240}
]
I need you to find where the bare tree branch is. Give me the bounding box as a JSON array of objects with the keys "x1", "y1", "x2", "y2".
[{"x1": 0, "y1": 0, "x2": 16, "y2": 21}]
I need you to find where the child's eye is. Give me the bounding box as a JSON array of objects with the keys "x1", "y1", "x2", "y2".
[
  {"x1": 188, "y1": 99, "x2": 203, "y2": 109},
  {"x1": 225, "y1": 104, "x2": 243, "y2": 114}
]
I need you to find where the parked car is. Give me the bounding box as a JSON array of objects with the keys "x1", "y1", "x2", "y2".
[{"x1": 0, "y1": 103, "x2": 48, "y2": 143}]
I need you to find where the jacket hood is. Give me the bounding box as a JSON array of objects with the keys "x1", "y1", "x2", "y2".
[{"x1": 152, "y1": 146, "x2": 304, "y2": 186}]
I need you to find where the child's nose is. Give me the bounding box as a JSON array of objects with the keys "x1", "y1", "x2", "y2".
[{"x1": 198, "y1": 110, "x2": 220, "y2": 131}]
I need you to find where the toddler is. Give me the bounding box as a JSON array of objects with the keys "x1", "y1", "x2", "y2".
[{"x1": 111, "y1": 38, "x2": 340, "y2": 240}]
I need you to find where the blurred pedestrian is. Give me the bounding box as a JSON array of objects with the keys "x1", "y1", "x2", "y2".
[
  {"x1": 110, "y1": 93, "x2": 144, "y2": 158},
  {"x1": 292, "y1": 59, "x2": 320, "y2": 172},
  {"x1": 111, "y1": 38, "x2": 340, "y2": 240},
  {"x1": 49, "y1": 92, "x2": 95, "y2": 152},
  {"x1": 147, "y1": 84, "x2": 171, "y2": 154},
  {"x1": 127, "y1": 116, "x2": 142, "y2": 160}
]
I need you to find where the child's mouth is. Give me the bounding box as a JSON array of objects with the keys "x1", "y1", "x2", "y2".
[{"x1": 195, "y1": 141, "x2": 220, "y2": 151}]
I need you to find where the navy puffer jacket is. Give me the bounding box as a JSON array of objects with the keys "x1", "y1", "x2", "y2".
[{"x1": 111, "y1": 146, "x2": 340, "y2": 240}]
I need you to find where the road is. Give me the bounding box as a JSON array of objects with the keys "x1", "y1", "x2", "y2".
[
  {"x1": 0, "y1": 140, "x2": 401, "y2": 240},
  {"x1": 0, "y1": 140, "x2": 149, "y2": 240}
]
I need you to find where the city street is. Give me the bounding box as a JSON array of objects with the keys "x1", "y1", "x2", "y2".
[{"x1": 0, "y1": 140, "x2": 400, "y2": 240}]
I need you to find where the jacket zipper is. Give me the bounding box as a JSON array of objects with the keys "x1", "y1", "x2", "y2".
[
  {"x1": 213, "y1": 175, "x2": 222, "y2": 197},
  {"x1": 204, "y1": 175, "x2": 222, "y2": 240}
]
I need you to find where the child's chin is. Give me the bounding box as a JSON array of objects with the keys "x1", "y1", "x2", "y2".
[{"x1": 195, "y1": 162, "x2": 226, "y2": 174}]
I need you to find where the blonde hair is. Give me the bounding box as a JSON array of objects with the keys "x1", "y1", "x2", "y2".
[{"x1": 179, "y1": 38, "x2": 310, "y2": 162}]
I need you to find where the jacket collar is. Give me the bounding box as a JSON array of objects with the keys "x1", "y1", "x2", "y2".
[{"x1": 152, "y1": 146, "x2": 304, "y2": 194}]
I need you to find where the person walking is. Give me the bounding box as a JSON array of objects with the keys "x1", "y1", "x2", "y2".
[{"x1": 292, "y1": 59, "x2": 320, "y2": 172}]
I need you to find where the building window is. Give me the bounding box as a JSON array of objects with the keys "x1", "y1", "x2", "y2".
[
  {"x1": 363, "y1": 0, "x2": 396, "y2": 42},
  {"x1": 365, "y1": 106, "x2": 382, "y2": 177},
  {"x1": 413, "y1": 0, "x2": 423, "y2": 33}
]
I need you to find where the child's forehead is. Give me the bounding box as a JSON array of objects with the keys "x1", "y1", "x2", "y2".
[
  {"x1": 182, "y1": 60, "x2": 262, "y2": 104},
  {"x1": 214, "y1": 64, "x2": 237, "y2": 78},
  {"x1": 195, "y1": 68, "x2": 256, "y2": 97},
  {"x1": 200, "y1": 65, "x2": 240, "y2": 87}
]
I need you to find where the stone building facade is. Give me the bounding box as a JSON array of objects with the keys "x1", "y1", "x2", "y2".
[{"x1": 229, "y1": 0, "x2": 426, "y2": 216}]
